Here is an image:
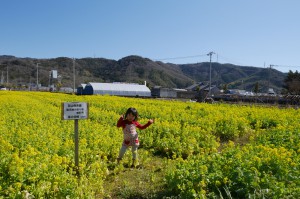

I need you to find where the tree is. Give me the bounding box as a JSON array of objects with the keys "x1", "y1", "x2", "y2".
[
  {"x1": 222, "y1": 84, "x2": 228, "y2": 93},
  {"x1": 56, "y1": 83, "x2": 62, "y2": 91},
  {"x1": 284, "y1": 70, "x2": 300, "y2": 95},
  {"x1": 254, "y1": 82, "x2": 259, "y2": 94}
]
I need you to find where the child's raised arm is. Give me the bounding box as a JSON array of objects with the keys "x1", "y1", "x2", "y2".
[
  {"x1": 148, "y1": 118, "x2": 155, "y2": 124},
  {"x1": 117, "y1": 115, "x2": 125, "y2": 127}
]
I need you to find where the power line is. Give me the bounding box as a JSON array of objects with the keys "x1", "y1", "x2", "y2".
[
  {"x1": 155, "y1": 53, "x2": 247, "y2": 66},
  {"x1": 155, "y1": 52, "x2": 299, "y2": 72},
  {"x1": 217, "y1": 54, "x2": 247, "y2": 66},
  {"x1": 270, "y1": 64, "x2": 300, "y2": 68},
  {"x1": 154, "y1": 54, "x2": 207, "y2": 61}
]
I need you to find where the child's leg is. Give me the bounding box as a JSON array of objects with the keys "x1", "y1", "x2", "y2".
[
  {"x1": 117, "y1": 145, "x2": 127, "y2": 163},
  {"x1": 131, "y1": 146, "x2": 139, "y2": 166}
]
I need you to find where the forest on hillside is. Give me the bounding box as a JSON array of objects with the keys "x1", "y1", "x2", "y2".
[{"x1": 0, "y1": 55, "x2": 295, "y2": 94}]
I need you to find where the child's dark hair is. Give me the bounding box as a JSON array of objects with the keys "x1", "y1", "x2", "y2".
[{"x1": 125, "y1": 107, "x2": 139, "y2": 121}]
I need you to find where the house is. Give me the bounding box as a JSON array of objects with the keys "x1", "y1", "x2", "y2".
[
  {"x1": 151, "y1": 86, "x2": 177, "y2": 98},
  {"x1": 151, "y1": 86, "x2": 197, "y2": 99},
  {"x1": 185, "y1": 82, "x2": 206, "y2": 91}
]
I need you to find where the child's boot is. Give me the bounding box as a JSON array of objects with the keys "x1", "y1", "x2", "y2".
[
  {"x1": 117, "y1": 158, "x2": 122, "y2": 164},
  {"x1": 131, "y1": 159, "x2": 139, "y2": 168}
]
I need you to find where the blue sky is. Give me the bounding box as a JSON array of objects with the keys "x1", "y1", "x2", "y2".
[{"x1": 1, "y1": 0, "x2": 299, "y2": 72}]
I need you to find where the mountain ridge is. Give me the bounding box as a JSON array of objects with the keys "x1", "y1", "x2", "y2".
[{"x1": 0, "y1": 55, "x2": 287, "y2": 93}]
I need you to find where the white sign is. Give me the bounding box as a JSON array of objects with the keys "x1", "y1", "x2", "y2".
[
  {"x1": 52, "y1": 70, "x2": 58, "y2": 78},
  {"x1": 62, "y1": 102, "x2": 89, "y2": 120}
]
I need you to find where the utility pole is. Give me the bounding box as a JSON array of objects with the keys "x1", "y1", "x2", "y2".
[
  {"x1": 36, "y1": 63, "x2": 40, "y2": 90},
  {"x1": 49, "y1": 71, "x2": 51, "y2": 91},
  {"x1": 0, "y1": 64, "x2": 5, "y2": 84},
  {"x1": 73, "y1": 58, "x2": 76, "y2": 93},
  {"x1": 268, "y1": 64, "x2": 276, "y2": 93},
  {"x1": 128, "y1": 61, "x2": 133, "y2": 83},
  {"x1": 0, "y1": 63, "x2": 8, "y2": 85},
  {"x1": 207, "y1": 52, "x2": 215, "y2": 96},
  {"x1": 6, "y1": 64, "x2": 8, "y2": 84},
  {"x1": 29, "y1": 76, "x2": 32, "y2": 91},
  {"x1": 1, "y1": 71, "x2": 4, "y2": 84}
]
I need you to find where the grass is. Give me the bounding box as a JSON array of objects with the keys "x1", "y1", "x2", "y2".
[
  {"x1": 102, "y1": 149, "x2": 177, "y2": 199},
  {"x1": 102, "y1": 134, "x2": 254, "y2": 199}
]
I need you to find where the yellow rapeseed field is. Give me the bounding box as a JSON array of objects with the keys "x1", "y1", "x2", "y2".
[{"x1": 0, "y1": 91, "x2": 299, "y2": 198}]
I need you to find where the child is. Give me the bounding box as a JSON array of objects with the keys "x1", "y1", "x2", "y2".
[{"x1": 116, "y1": 107, "x2": 154, "y2": 167}]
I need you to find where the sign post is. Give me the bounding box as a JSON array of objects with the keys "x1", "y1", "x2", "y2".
[
  {"x1": 74, "y1": 119, "x2": 79, "y2": 173},
  {"x1": 61, "y1": 102, "x2": 89, "y2": 177}
]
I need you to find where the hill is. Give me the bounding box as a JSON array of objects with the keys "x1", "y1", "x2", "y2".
[
  {"x1": 179, "y1": 62, "x2": 286, "y2": 93},
  {"x1": 0, "y1": 55, "x2": 287, "y2": 93}
]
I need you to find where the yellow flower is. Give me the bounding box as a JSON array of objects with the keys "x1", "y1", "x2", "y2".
[
  {"x1": 14, "y1": 182, "x2": 22, "y2": 190},
  {"x1": 215, "y1": 180, "x2": 221, "y2": 187},
  {"x1": 223, "y1": 177, "x2": 229, "y2": 184},
  {"x1": 17, "y1": 167, "x2": 24, "y2": 175}
]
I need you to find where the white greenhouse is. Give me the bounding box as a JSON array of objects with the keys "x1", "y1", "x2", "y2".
[{"x1": 83, "y1": 82, "x2": 151, "y2": 97}]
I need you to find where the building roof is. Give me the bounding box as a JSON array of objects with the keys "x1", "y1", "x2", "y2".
[
  {"x1": 186, "y1": 82, "x2": 205, "y2": 91},
  {"x1": 85, "y1": 82, "x2": 151, "y2": 97},
  {"x1": 78, "y1": 84, "x2": 87, "y2": 88},
  {"x1": 86, "y1": 82, "x2": 150, "y2": 92}
]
